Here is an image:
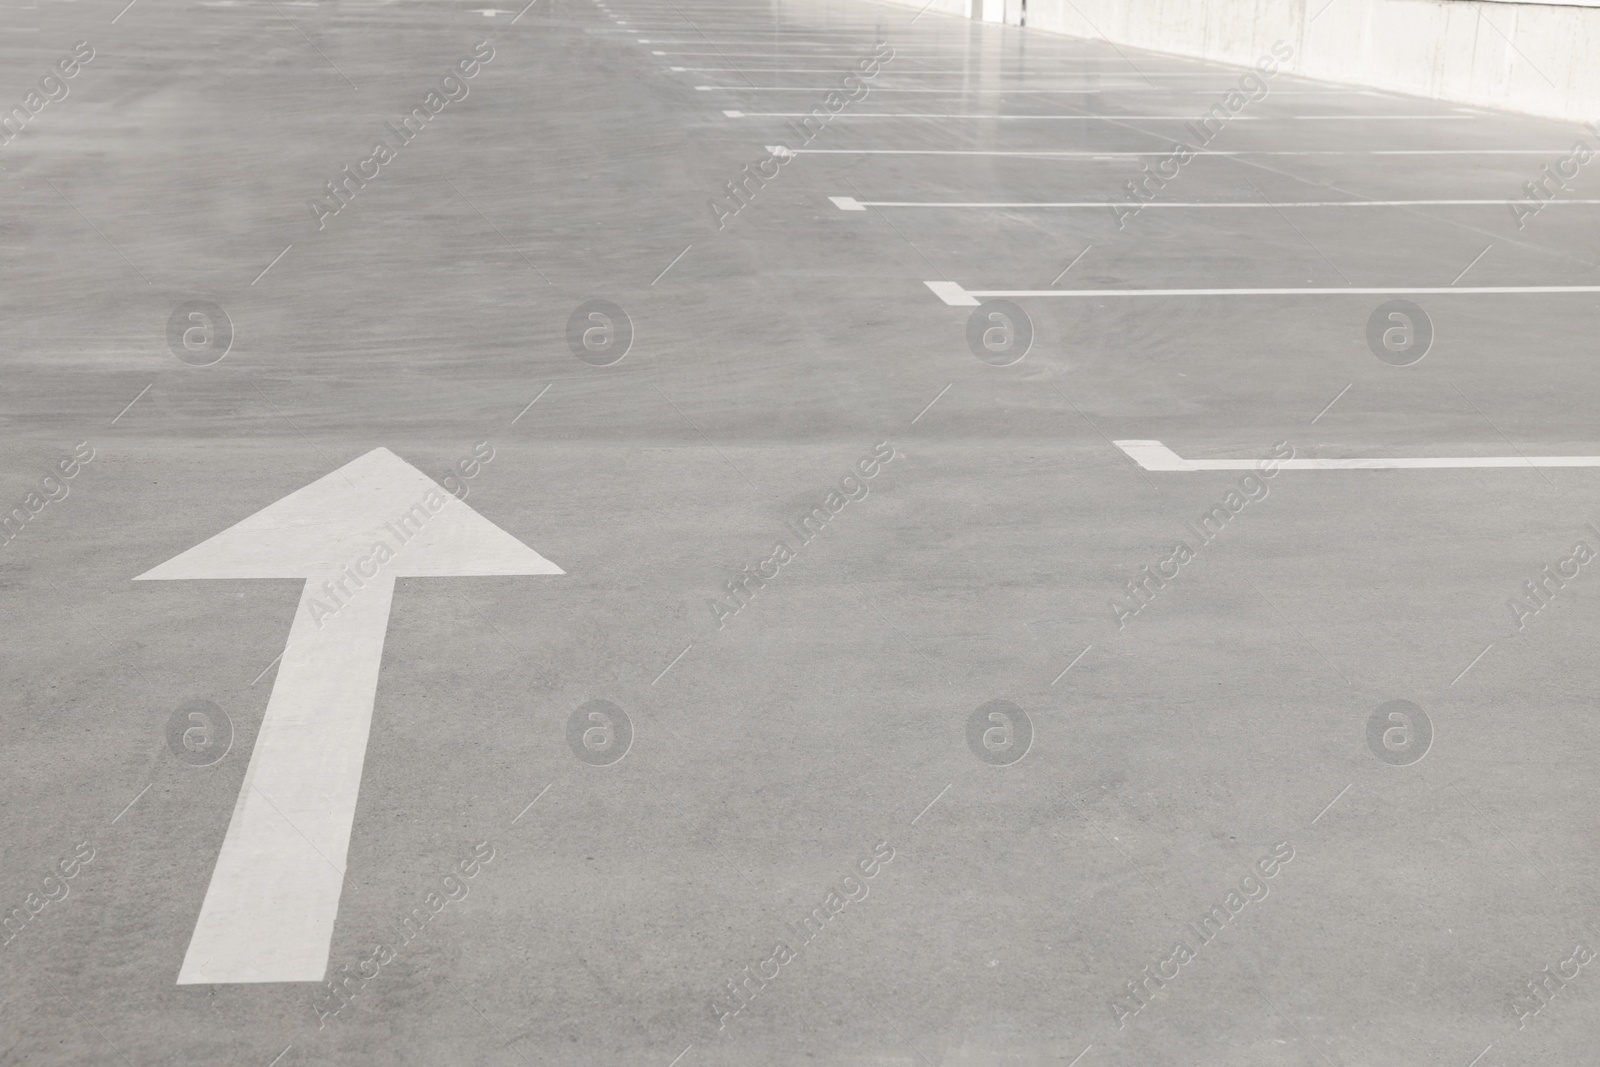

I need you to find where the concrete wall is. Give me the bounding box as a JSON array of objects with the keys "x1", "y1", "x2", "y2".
[{"x1": 886, "y1": 0, "x2": 1600, "y2": 124}]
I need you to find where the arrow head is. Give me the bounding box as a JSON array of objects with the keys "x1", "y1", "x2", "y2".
[{"x1": 136, "y1": 448, "x2": 564, "y2": 580}]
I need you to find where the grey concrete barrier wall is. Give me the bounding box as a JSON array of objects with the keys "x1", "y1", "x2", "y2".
[{"x1": 881, "y1": 0, "x2": 1600, "y2": 123}]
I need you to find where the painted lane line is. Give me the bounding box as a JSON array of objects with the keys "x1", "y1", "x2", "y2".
[
  {"x1": 665, "y1": 62, "x2": 1374, "y2": 75},
  {"x1": 642, "y1": 40, "x2": 1186, "y2": 47},
  {"x1": 141, "y1": 448, "x2": 563, "y2": 984},
  {"x1": 656, "y1": 49, "x2": 1004, "y2": 55},
  {"x1": 646, "y1": 35, "x2": 966, "y2": 41},
  {"x1": 774, "y1": 146, "x2": 1569, "y2": 158},
  {"x1": 726, "y1": 110, "x2": 1467, "y2": 120},
  {"x1": 626, "y1": 28, "x2": 891, "y2": 35},
  {"x1": 830, "y1": 197, "x2": 1600, "y2": 211},
  {"x1": 665, "y1": 58, "x2": 1287, "y2": 68},
  {"x1": 1113, "y1": 439, "x2": 1600, "y2": 471},
  {"x1": 653, "y1": 51, "x2": 1289, "y2": 63},
  {"x1": 690, "y1": 82, "x2": 1376, "y2": 93},
  {"x1": 711, "y1": 80, "x2": 1375, "y2": 91},
  {"x1": 925, "y1": 281, "x2": 1600, "y2": 306}
]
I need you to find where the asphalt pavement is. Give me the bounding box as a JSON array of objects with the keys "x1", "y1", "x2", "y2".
[{"x1": 3, "y1": 0, "x2": 1600, "y2": 1063}]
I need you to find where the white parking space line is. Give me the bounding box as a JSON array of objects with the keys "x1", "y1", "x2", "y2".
[
  {"x1": 652, "y1": 49, "x2": 1059, "y2": 55},
  {"x1": 925, "y1": 281, "x2": 1600, "y2": 305},
  {"x1": 692, "y1": 84, "x2": 1379, "y2": 94},
  {"x1": 830, "y1": 196, "x2": 1600, "y2": 210},
  {"x1": 1115, "y1": 440, "x2": 1600, "y2": 471},
  {"x1": 773, "y1": 146, "x2": 1565, "y2": 158},
  {"x1": 725, "y1": 110, "x2": 1467, "y2": 120},
  {"x1": 721, "y1": 75, "x2": 1362, "y2": 85},
  {"x1": 651, "y1": 51, "x2": 1270, "y2": 63}
]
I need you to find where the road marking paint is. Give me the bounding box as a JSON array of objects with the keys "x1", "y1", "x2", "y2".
[
  {"x1": 689, "y1": 82, "x2": 1374, "y2": 93},
  {"x1": 773, "y1": 146, "x2": 1567, "y2": 158},
  {"x1": 726, "y1": 110, "x2": 1466, "y2": 120},
  {"x1": 142, "y1": 448, "x2": 563, "y2": 984},
  {"x1": 1114, "y1": 439, "x2": 1600, "y2": 471},
  {"x1": 650, "y1": 51, "x2": 1287, "y2": 62},
  {"x1": 659, "y1": 62, "x2": 1381, "y2": 83},
  {"x1": 927, "y1": 281, "x2": 1600, "y2": 306},
  {"x1": 834, "y1": 198, "x2": 1600, "y2": 210},
  {"x1": 660, "y1": 49, "x2": 992, "y2": 55}
]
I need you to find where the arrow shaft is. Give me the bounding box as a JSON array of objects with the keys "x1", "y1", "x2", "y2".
[{"x1": 178, "y1": 573, "x2": 397, "y2": 984}]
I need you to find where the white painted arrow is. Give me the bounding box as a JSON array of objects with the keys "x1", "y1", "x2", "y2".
[
  {"x1": 137, "y1": 448, "x2": 562, "y2": 985},
  {"x1": 1116, "y1": 439, "x2": 1600, "y2": 470}
]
